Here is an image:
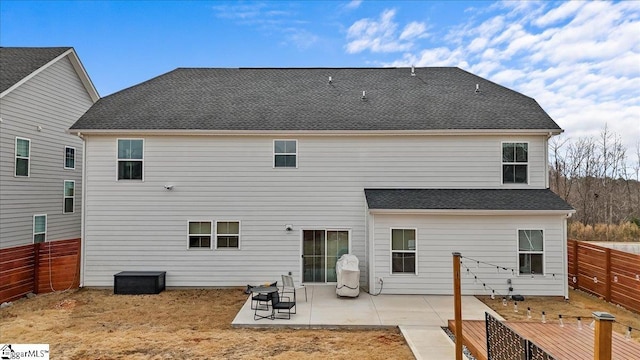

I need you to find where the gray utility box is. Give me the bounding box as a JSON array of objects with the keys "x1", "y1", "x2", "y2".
[{"x1": 114, "y1": 271, "x2": 166, "y2": 295}]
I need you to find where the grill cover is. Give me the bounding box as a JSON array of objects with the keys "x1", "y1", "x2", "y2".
[{"x1": 336, "y1": 254, "x2": 360, "y2": 297}]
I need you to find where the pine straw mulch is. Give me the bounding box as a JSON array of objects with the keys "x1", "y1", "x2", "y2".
[{"x1": 0, "y1": 288, "x2": 413, "y2": 359}]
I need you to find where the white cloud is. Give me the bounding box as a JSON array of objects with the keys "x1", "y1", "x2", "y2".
[
  {"x1": 345, "y1": 0, "x2": 363, "y2": 10},
  {"x1": 345, "y1": 9, "x2": 427, "y2": 53},
  {"x1": 369, "y1": 1, "x2": 639, "y2": 170}
]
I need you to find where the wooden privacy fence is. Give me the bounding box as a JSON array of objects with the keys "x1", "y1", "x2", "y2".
[
  {"x1": 568, "y1": 239, "x2": 640, "y2": 313},
  {"x1": 0, "y1": 238, "x2": 81, "y2": 303}
]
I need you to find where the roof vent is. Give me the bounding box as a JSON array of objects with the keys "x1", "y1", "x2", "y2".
[
  {"x1": 361, "y1": 90, "x2": 366, "y2": 100},
  {"x1": 411, "y1": 66, "x2": 416, "y2": 76},
  {"x1": 475, "y1": 84, "x2": 480, "y2": 94},
  {"x1": 328, "y1": 76, "x2": 332, "y2": 84}
]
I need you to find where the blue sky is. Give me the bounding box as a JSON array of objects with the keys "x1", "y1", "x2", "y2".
[{"x1": 1, "y1": 0, "x2": 639, "y2": 167}]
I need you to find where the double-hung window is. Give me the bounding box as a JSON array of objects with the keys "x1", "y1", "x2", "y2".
[
  {"x1": 188, "y1": 221, "x2": 212, "y2": 249},
  {"x1": 118, "y1": 139, "x2": 143, "y2": 180},
  {"x1": 216, "y1": 221, "x2": 240, "y2": 249},
  {"x1": 274, "y1": 140, "x2": 297, "y2": 168},
  {"x1": 391, "y1": 228, "x2": 416, "y2": 274},
  {"x1": 15, "y1": 137, "x2": 30, "y2": 177},
  {"x1": 63, "y1": 180, "x2": 75, "y2": 213},
  {"x1": 518, "y1": 230, "x2": 544, "y2": 275},
  {"x1": 33, "y1": 215, "x2": 47, "y2": 243},
  {"x1": 502, "y1": 142, "x2": 528, "y2": 184},
  {"x1": 65, "y1": 146, "x2": 76, "y2": 169}
]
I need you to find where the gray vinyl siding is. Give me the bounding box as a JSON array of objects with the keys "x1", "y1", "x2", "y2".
[
  {"x1": 0, "y1": 56, "x2": 91, "y2": 248},
  {"x1": 371, "y1": 213, "x2": 566, "y2": 296},
  {"x1": 82, "y1": 133, "x2": 549, "y2": 287}
]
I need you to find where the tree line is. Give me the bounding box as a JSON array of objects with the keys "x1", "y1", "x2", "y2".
[{"x1": 549, "y1": 125, "x2": 640, "y2": 235}]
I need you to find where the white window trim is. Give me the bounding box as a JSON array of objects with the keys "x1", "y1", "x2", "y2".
[
  {"x1": 516, "y1": 228, "x2": 545, "y2": 276},
  {"x1": 501, "y1": 141, "x2": 529, "y2": 185},
  {"x1": 33, "y1": 214, "x2": 47, "y2": 243},
  {"x1": 15, "y1": 137, "x2": 31, "y2": 177},
  {"x1": 215, "y1": 220, "x2": 241, "y2": 250},
  {"x1": 116, "y1": 138, "x2": 144, "y2": 181},
  {"x1": 187, "y1": 220, "x2": 213, "y2": 250},
  {"x1": 64, "y1": 146, "x2": 76, "y2": 170},
  {"x1": 273, "y1": 139, "x2": 298, "y2": 169},
  {"x1": 389, "y1": 228, "x2": 418, "y2": 276},
  {"x1": 63, "y1": 180, "x2": 75, "y2": 214}
]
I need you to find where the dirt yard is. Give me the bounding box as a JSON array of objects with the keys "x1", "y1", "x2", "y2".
[
  {"x1": 0, "y1": 288, "x2": 413, "y2": 359},
  {"x1": 1, "y1": 287, "x2": 638, "y2": 359}
]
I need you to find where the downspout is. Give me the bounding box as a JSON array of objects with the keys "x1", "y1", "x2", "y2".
[
  {"x1": 545, "y1": 132, "x2": 552, "y2": 189},
  {"x1": 78, "y1": 132, "x2": 86, "y2": 288},
  {"x1": 563, "y1": 212, "x2": 572, "y2": 300}
]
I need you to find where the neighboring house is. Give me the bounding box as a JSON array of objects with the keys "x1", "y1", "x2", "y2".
[
  {"x1": 0, "y1": 47, "x2": 99, "y2": 249},
  {"x1": 70, "y1": 67, "x2": 574, "y2": 296}
]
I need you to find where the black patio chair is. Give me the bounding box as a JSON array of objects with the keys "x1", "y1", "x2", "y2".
[
  {"x1": 249, "y1": 281, "x2": 277, "y2": 310},
  {"x1": 269, "y1": 290, "x2": 296, "y2": 320}
]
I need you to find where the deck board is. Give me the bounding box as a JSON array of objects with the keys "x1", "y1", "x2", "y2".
[{"x1": 448, "y1": 320, "x2": 640, "y2": 360}]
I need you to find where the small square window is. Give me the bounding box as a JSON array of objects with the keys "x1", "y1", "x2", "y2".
[
  {"x1": 188, "y1": 221, "x2": 212, "y2": 249},
  {"x1": 274, "y1": 140, "x2": 297, "y2": 168},
  {"x1": 217, "y1": 221, "x2": 240, "y2": 248}
]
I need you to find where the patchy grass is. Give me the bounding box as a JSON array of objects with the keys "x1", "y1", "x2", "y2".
[{"x1": 0, "y1": 288, "x2": 413, "y2": 359}]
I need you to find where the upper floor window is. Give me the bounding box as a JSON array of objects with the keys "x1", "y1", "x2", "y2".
[
  {"x1": 274, "y1": 140, "x2": 297, "y2": 168},
  {"x1": 33, "y1": 214, "x2": 47, "y2": 243},
  {"x1": 216, "y1": 221, "x2": 240, "y2": 249},
  {"x1": 518, "y1": 229, "x2": 544, "y2": 275},
  {"x1": 63, "y1": 180, "x2": 75, "y2": 214},
  {"x1": 502, "y1": 142, "x2": 528, "y2": 184},
  {"x1": 15, "y1": 137, "x2": 30, "y2": 177},
  {"x1": 118, "y1": 139, "x2": 143, "y2": 180},
  {"x1": 65, "y1": 146, "x2": 76, "y2": 169},
  {"x1": 391, "y1": 228, "x2": 416, "y2": 274},
  {"x1": 188, "y1": 221, "x2": 212, "y2": 249}
]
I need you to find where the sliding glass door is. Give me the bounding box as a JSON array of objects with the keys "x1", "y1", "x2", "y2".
[{"x1": 302, "y1": 230, "x2": 349, "y2": 283}]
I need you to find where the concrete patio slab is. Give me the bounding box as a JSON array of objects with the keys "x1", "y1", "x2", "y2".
[{"x1": 231, "y1": 285, "x2": 501, "y2": 359}]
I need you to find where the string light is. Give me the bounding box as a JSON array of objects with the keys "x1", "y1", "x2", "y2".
[
  {"x1": 502, "y1": 297, "x2": 507, "y2": 306},
  {"x1": 626, "y1": 327, "x2": 632, "y2": 341},
  {"x1": 577, "y1": 316, "x2": 582, "y2": 330},
  {"x1": 491, "y1": 290, "x2": 495, "y2": 300},
  {"x1": 589, "y1": 320, "x2": 595, "y2": 330},
  {"x1": 527, "y1": 307, "x2": 531, "y2": 319},
  {"x1": 613, "y1": 275, "x2": 618, "y2": 283},
  {"x1": 593, "y1": 276, "x2": 598, "y2": 284},
  {"x1": 572, "y1": 276, "x2": 577, "y2": 283},
  {"x1": 513, "y1": 302, "x2": 518, "y2": 313},
  {"x1": 559, "y1": 314, "x2": 564, "y2": 327},
  {"x1": 541, "y1": 311, "x2": 546, "y2": 323}
]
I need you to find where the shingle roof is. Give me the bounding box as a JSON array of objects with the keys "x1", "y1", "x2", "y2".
[
  {"x1": 0, "y1": 47, "x2": 71, "y2": 93},
  {"x1": 71, "y1": 67, "x2": 561, "y2": 131},
  {"x1": 364, "y1": 189, "x2": 574, "y2": 211}
]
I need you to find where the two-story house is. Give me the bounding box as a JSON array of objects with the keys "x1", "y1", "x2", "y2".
[
  {"x1": 70, "y1": 68, "x2": 574, "y2": 296},
  {"x1": 0, "y1": 47, "x2": 99, "y2": 249}
]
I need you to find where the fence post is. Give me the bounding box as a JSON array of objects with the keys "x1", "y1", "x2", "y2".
[
  {"x1": 33, "y1": 242, "x2": 41, "y2": 294},
  {"x1": 572, "y1": 240, "x2": 579, "y2": 289},
  {"x1": 452, "y1": 252, "x2": 463, "y2": 360},
  {"x1": 604, "y1": 249, "x2": 611, "y2": 302},
  {"x1": 592, "y1": 312, "x2": 615, "y2": 360}
]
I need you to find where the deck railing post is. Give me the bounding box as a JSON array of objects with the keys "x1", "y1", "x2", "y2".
[
  {"x1": 33, "y1": 242, "x2": 41, "y2": 294},
  {"x1": 452, "y1": 252, "x2": 463, "y2": 360},
  {"x1": 592, "y1": 311, "x2": 615, "y2": 360},
  {"x1": 604, "y1": 248, "x2": 611, "y2": 302}
]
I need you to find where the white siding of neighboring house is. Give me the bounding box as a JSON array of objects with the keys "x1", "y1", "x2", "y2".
[
  {"x1": 81, "y1": 133, "x2": 551, "y2": 287},
  {"x1": 0, "y1": 56, "x2": 91, "y2": 249},
  {"x1": 370, "y1": 213, "x2": 568, "y2": 296}
]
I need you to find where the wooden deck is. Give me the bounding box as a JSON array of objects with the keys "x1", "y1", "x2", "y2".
[{"x1": 448, "y1": 320, "x2": 640, "y2": 360}]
